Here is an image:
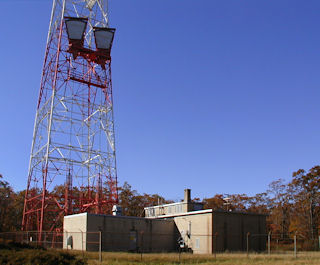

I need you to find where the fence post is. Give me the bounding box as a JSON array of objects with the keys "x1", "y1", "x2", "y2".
[
  {"x1": 294, "y1": 233, "x2": 297, "y2": 258},
  {"x1": 246, "y1": 232, "x2": 250, "y2": 258},
  {"x1": 79, "y1": 230, "x2": 84, "y2": 259},
  {"x1": 99, "y1": 231, "x2": 102, "y2": 263},
  {"x1": 44, "y1": 232, "x2": 46, "y2": 248},
  {"x1": 268, "y1": 231, "x2": 271, "y2": 255},
  {"x1": 65, "y1": 231, "x2": 68, "y2": 250},
  {"x1": 140, "y1": 231, "x2": 144, "y2": 262},
  {"x1": 214, "y1": 232, "x2": 218, "y2": 259}
]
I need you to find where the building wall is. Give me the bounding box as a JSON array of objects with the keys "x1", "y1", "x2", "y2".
[
  {"x1": 173, "y1": 212, "x2": 212, "y2": 254},
  {"x1": 212, "y1": 211, "x2": 266, "y2": 252},
  {"x1": 145, "y1": 202, "x2": 204, "y2": 217},
  {"x1": 63, "y1": 213, "x2": 87, "y2": 250},
  {"x1": 144, "y1": 189, "x2": 203, "y2": 218},
  {"x1": 145, "y1": 202, "x2": 188, "y2": 217},
  {"x1": 85, "y1": 213, "x2": 177, "y2": 252},
  {"x1": 63, "y1": 213, "x2": 176, "y2": 252}
]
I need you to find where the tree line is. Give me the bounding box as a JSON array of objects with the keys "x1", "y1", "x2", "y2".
[{"x1": 1, "y1": 165, "x2": 320, "y2": 240}]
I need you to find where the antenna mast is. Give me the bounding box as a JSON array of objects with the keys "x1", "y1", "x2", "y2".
[{"x1": 22, "y1": 0, "x2": 118, "y2": 234}]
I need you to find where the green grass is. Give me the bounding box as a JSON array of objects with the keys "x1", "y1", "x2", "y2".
[{"x1": 70, "y1": 251, "x2": 320, "y2": 265}]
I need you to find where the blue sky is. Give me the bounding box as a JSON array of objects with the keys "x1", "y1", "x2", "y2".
[{"x1": 0, "y1": 0, "x2": 319, "y2": 201}]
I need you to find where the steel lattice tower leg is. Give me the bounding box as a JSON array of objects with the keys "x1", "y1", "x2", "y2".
[{"x1": 22, "y1": 0, "x2": 118, "y2": 234}]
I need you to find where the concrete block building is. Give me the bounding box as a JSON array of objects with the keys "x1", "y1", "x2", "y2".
[
  {"x1": 64, "y1": 189, "x2": 266, "y2": 254},
  {"x1": 64, "y1": 213, "x2": 176, "y2": 252}
]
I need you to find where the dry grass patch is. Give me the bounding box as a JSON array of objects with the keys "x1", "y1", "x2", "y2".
[{"x1": 69, "y1": 251, "x2": 320, "y2": 265}]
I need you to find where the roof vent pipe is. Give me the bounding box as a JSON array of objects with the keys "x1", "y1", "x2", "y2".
[{"x1": 184, "y1": 189, "x2": 191, "y2": 203}]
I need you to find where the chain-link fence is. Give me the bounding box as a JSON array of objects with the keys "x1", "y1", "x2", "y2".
[
  {"x1": 232, "y1": 232, "x2": 320, "y2": 257},
  {"x1": 264, "y1": 233, "x2": 320, "y2": 254},
  {"x1": 0, "y1": 231, "x2": 64, "y2": 248},
  {"x1": 1, "y1": 231, "x2": 320, "y2": 262},
  {"x1": 0, "y1": 231, "x2": 102, "y2": 261}
]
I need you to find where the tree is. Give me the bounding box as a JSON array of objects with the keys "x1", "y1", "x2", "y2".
[
  {"x1": 203, "y1": 194, "x2": 225, "y2": 210},
  {"x1": 247, "y1": 192, "x2": 270, "y2": 214},
  {"x1": 290, "y1": 166, "x2": 320, "y2": 239},
  {"x1": 118, "y1": 182, "x2": 170, "y2": 217},
  {"x1": 0, "y1": 175, "x2": 18, "y2": 231},
  {"x1": 226, "y1": 194, "x2": 250, "y2": 211},
  {"x1": 267, "y1": 179, "x2": 290, "y2": 237},
  {"x1": 10, "y1": 190, "x2": 25, "y2": 230}
]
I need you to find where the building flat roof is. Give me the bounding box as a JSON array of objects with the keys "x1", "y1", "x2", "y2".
[
  {"x1": 64, "y1": 209, "x2": 267, "y2": 220},
  {"x1": 212, "y1": 210, "x2": 268, "y2": 216},
  {"x1": 145, "y1": 209, "x2": 267, "y2": 219},
  {"x1": 144, "y1": 201, "x2": 203, "y2": 210},
  {"x1": 146, "y1": 209, "x2": 213, "y2": 219},
  {"x1": 64, "y1": 212, "x2": 174, "y2": 221},
  {"x1": 64, "y1": 212, "x2": 88, "y2": 218}
]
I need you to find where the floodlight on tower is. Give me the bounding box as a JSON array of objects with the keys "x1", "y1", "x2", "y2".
[
  {"x1": 65, "y1": 17, "x2": 88, "y2": 58},
  {"x1": 94, "y1": 27, "x2": 115, "y2": 67}
]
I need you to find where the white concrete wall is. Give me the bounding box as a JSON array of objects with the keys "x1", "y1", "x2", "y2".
[
  {"x1": 174, "y1": 213, "x2": 212, "y2": 254},
  {"x1": 63, "y1": 213, "x2": 87, "y2": 250}
]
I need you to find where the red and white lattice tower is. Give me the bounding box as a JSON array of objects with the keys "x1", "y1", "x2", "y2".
[{"x1": 22, "y1": 0, "x2": 118, "y2": 233}]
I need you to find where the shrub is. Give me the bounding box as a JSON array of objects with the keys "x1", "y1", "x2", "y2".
[
  {"x1": 0, "y1": 247, "x2": 86, "y2": 265},
  {"x1": 0, "y1": 242, "x2": 45, "y2": 250}
]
